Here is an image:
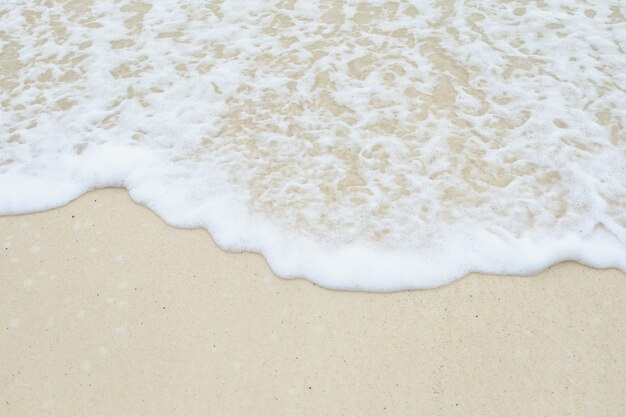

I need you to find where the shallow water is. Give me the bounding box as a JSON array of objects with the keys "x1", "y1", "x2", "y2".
[{"x1": 1, "y1": 1, "x2": 625, "y2": 289}]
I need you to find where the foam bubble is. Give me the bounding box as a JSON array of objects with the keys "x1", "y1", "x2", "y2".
[{"x1": 1, "y1": 1, "x2": 625, "y2": 290}]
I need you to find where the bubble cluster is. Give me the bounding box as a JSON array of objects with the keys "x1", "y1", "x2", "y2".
[{"x1": 1, "y1": 1, "x2": 625, "y2": 289}]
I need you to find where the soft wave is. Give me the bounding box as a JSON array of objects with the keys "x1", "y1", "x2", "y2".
[{"x1": 1, "y1": 0, "x2": 625, "y2": 289}]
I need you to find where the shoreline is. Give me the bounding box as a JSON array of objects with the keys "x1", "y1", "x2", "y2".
[
  {"x1": 2, "y1": 187, "x2": 625, "y2": 416},
  {"x1": 4, "y1": 186, "x2": 625, "y2": 292}
]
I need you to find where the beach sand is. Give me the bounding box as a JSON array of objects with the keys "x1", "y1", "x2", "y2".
[{"x1": 1, "y1": 188, "x2": 625, "y2": 416}]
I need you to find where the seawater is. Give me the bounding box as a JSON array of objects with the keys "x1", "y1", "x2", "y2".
[{"x1": 1, "y1": 1, "x2": 625, "y2": 290}]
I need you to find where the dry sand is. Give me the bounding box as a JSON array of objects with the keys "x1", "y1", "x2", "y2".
[{"x1": 1, "y1": 188, "x2": 625, "y2": 416}]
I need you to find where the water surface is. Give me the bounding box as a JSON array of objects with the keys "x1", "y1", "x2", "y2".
[{"x1": 1, "y1": 1, "x2": 625, "y2": 289}]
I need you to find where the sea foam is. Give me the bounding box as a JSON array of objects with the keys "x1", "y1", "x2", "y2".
[{"x1": 1, "y1": 1, "x2": 625, "y2": 290}]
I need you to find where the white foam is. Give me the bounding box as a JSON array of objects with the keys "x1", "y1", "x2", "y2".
[{"x1": 1, "y1": 1, "x2": 625, "y2": 290}]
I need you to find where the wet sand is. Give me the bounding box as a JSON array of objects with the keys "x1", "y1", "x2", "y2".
[{"x1": 1, "y1": 188, "x2": 625, "y2": 416}]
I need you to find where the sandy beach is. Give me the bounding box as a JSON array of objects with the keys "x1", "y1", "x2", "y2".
[
  {"x1": 2, "y1": 1, "x2": 626, "y2": 415},
  {"x1": 1, "y1": 188, "x2": 625, "y2": 416}
]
